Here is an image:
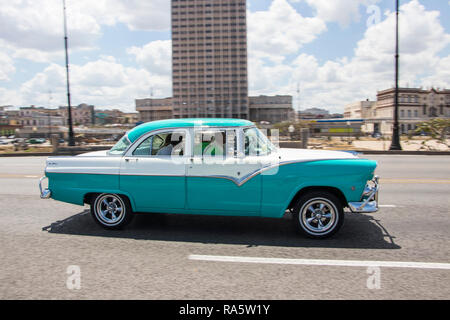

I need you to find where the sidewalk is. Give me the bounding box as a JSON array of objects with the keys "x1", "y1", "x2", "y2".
[{"x1": 352, "y1": 139, "x2": 449, "y2": 151}]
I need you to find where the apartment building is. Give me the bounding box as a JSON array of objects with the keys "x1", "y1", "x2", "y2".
[
  {"x1": 171, "y1": 0, "x2": 248, "y2": 119},
  {"x1": 136, "y1": 97, "x2": 173, "y2": 122},
  {"x1": 249, "y1": 95, "x2": 295, "y2": 124}
]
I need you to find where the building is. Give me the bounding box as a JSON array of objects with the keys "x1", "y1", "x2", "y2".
[
  {"x1": 343, "y1": 100, "x2": 376, "y2": 119},
  {"x1": 136, "y1": 98, "x2": 173, "y2": 122},
  {"x1": 119, "y1": 112, "x2": 139, "y2": 125},
  {"x1": 299, "y1": 108, "x2": 343, "y2": 120},
  {"x1": 344, "y1": 88, "x2": 450, "y2": 135},
  {"x1": 95, "y1": 109, "x2": 123, "y2": 125},
  {"x1": 0, "y1": 106, "x2": 23, "y2": 136},
  {"x1": 171, "y1": 0, "x2": 248, "y2": 119},
  {"x1": 4, "y1": 109, "x2": 20, "y2": 125},
  {"x1": 249, "y1": 95, "x2": 295, "y2": 124},
  {"x1": 59, "y1": 103, "x2": 95, "y2": 126},
  {"x1": 17, "y1": 106, "x2": 64, "y2": 127}
]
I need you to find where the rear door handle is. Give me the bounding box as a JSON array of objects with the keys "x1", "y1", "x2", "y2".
[{"x1": 125, "y1": 158, "x2": 139, "y2": 162}]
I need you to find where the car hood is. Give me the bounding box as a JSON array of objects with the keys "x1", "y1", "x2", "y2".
[{"x1": 277, "y1": 148, "x2": 359, "y2": 162}]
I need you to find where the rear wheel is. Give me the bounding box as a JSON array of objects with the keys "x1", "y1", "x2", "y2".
[
  {"x1": 90, "y1": 193, "x2": 133, "y2": 230},
  {"x1": 293, "y1": 191, "x2": 344, "y2": 239}
]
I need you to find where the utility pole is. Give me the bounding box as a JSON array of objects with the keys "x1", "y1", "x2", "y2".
[
  {"x1": 389, "y1": 0, "x2": 402, "y2": 150},
  {"x1": 149, "y1": 87, "x2": 154, "y2": 121},
  {"x1": 297, "y1": 82, "x2": 301, "y2": 121},
  {"x1": 63, "y1": 0, "x2": 75, "y2": 146},
  {"x1": 48, "y1": 90, "x2": 52, "y2": 139}
]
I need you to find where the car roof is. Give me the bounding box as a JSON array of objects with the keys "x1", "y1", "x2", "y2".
[{"x1": 127, "y1": 118, "x2": 254, "y2": 143}]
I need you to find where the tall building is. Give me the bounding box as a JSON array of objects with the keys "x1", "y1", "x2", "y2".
[{"x1": 171, "y1": 0, "x2": 248, "y2": 119}]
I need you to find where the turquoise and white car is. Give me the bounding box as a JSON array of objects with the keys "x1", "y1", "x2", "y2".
[{"x1": 39, "y1": 119, "x2": 379, "y2": 239}]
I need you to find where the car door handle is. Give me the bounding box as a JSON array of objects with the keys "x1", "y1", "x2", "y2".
[{"x1": 125, "y1": 158, "x2": 138, "y2": 162}]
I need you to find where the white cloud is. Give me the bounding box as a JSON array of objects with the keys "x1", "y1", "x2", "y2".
[
  {"x1": 303, "y1": 0, "x2": 382, "y2": 27},
  {"x1": 248, "y1": 0, "x2": 326, "y2": 62},
  {"x1": 250, "y1": 0, "x2": 450, "y2": 113},
  {"x1": 0, "y1": 0, "x2": 170, "y2": 63},
  {"x1": 1, "y1": 0, "x2": 448, "y2": 115},
  {"x1": 9, "y1": 56, "x2": 171, "y2": 111},
  {"x1": 112, "y1": 0, "x2": 170, "y2": 31},
  {"x1": 127, "y1": 40, "x2": 172, "y2": 76},
  {"x1": 0, "y1": 51, "x2": 15, "y2": 81},
  {"x1": 0, "y1": 0, "x2": 100, "y2": 53}
]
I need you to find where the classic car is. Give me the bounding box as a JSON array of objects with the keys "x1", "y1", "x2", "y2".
[{"x1": 39, "y1": 118, "x2": 379, "y2": 239}]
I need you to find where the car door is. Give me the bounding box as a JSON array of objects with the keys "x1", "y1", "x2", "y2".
[
  {"x1": 119, "y1": 129, "x2": 190, "y2": 212},
  {"x1": 186, "y1": 127, "x2": 262, "y2": 215}
]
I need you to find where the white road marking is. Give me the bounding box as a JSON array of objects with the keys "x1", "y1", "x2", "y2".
[
  {"x1": 188, "y1": 255, "x2": 450, "y2": 270},
  {"x1": 378, "y1": 204, "x2": 397, "y2": 208},
  {"x1": 24, "y1": 175, "x2": 39, "y2": 178}
]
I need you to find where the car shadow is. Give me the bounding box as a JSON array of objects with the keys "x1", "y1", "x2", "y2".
[{"x1": 42, "y1": 209, "x2": 400, "y2": 249}]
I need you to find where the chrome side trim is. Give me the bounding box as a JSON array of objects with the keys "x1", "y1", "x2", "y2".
[
  {"x1": 348, "y1": 175, "x2": 379, "y2": 213},
  {"x1": 39, "y1": 176, "x2": 52, "y2": 199},
  {"x1": 189, "y1": 158, "x2": 354, "y2": 187},
  {"x1": 43, "y1": 158, "x2": 362, "y2": 187}
]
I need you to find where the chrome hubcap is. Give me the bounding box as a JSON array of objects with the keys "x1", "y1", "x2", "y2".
[
  {"x1": 96, "y1": 194, "x2": 125, "y2": 225},
  {"x1": 301, "y1": 198, "x2": 336, "y2": 234}
]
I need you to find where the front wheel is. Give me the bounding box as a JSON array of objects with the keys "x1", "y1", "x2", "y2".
[
  {"x1": 90, "y1": 193, "x2": 133, "y2": 230},
  {"x1": 293, "y1": 191, "x2": 344, "y2": 239}
]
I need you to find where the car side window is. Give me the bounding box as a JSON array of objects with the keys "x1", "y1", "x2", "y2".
[
  {"x1": 133, "y1": 136, "x2": 152, "y2": 156},
  {"x1": 133, "y1": 131, "x2": 185, "y2": 157},
  {"x1": 194, "y1": 130, "x2": 237, "y2": 158},
  {"x1": 244, "y1": 127, "x2": 274, "y2": 156},
  {"x1": 194, "y1": 130, "x2": 224, "y2": 157},
  {"x1": 225, "y1": 129, "x2": 238, "y2": 157}
]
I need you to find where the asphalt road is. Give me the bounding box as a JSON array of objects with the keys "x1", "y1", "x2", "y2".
[{"x1": 0, "y1": 155, "x2": 449, "y2": 299}]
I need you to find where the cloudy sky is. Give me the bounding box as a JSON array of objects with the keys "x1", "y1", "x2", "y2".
[{"x1": 0, "y1": 0, "x2": 449, "y2": 113}]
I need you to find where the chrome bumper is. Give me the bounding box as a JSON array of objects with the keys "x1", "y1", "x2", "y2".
[
  {"x1": 348, "y1": 176, "x2": 379, "y2": 213},
  {"x1": 39, "y1": 176, "x2": 51, "y2": 199}
]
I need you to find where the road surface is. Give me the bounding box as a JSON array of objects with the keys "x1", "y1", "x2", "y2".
[{"x1": 0, "y1": 155, "x2": 449, "y2": 299}]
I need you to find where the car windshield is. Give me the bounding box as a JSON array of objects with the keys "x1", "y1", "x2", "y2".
[
  {"x1": 109, "y1": 135, "x2": 131, "y2": 155},
  {"x1": 244, "y1": 127, "x2": 276, "y2": 156}
]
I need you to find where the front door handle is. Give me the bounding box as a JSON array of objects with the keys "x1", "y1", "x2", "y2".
[{"x1": 125, "y1": 158, "x2": 139, "y2": 162}]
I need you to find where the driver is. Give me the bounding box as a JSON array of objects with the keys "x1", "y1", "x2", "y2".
[{"x1": 156, "y1": 134, "x2": 184, "y2": 156}]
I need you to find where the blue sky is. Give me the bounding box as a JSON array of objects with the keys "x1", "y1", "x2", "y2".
[{"x1": 0, "y1": 0, "x2": 449, "y2": 113}]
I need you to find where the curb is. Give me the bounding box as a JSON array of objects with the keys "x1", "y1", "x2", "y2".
[{"x1": 351, "y1": 150, "x2": 450, "y2": 155}]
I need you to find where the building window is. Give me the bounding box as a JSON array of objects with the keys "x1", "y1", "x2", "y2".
[{"x1": 429, "y1": 107, "x2": 437, "y2": 117}]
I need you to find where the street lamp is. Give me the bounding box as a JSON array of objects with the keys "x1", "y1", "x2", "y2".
[
  {"x1": 63, "y1": 0, "x2": 75, "y2": 146},
  {"x1": 288, "y1": 124, "x2": 295, "y2": 141},
  {"x1": 346, "y1": 121, "x2": 351, "y2": 145},
  {"x1": 389, "y1": 0, "x2": 402, "y2": 150}
]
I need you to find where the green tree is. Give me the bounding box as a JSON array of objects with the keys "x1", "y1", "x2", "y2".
[{"x1": 415, "y1": 118, "x2": 450, "y2": 142}]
